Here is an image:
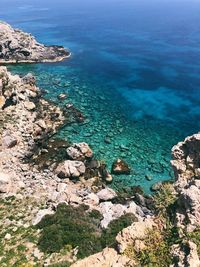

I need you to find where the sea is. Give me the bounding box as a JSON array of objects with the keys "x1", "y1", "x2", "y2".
[{"x1": 1, "y1": 0, "x2": 200, "y2": 193}]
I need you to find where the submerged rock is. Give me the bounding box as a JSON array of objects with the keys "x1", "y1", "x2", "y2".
[
  {"x1": 0, "y1": 21, "x2": 70, "y2": 63},
  {"x1": 112, "y1": 159, "x2": 131, "y2": 175},
  {"x1": 150, "y1": 181, "x2": 163, "y2": 192},
  {"x1": 57, "y1": 93, "x2": 67, "y2": 100}
]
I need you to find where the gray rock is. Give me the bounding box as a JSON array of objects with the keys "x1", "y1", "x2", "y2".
[
  {"x1": 22, "y1": 73, "x2": 36, "y2": 85},
  {"x1": 97, "y1": 188, "x2": 117, "y2": 201},
  {"x1": 56, "y1": 160, "x2": 86, "y2": 179},
  {"x1": 66, "y1": 142, "x2": 93, "y2": 161},
  {"x1": 24, "y1": 101, "x2": 36, "y2": 111},
  {"x1": 32, "y1": 209, "x2": 54, "y2": 226},
  {"x1": 2, "y1": 135, "x2": 17, "y2": 148}
]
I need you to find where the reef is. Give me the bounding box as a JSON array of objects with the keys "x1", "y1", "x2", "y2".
[{"x1": 0, "y1": 21, "x2": 70, "y2": 63}]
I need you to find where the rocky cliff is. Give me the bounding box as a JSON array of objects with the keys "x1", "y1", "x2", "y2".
[{"x1": 0, "y1": 21, "x2": 70, "y2": 63}]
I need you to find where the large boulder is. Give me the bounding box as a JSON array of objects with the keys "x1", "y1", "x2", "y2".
[
  {"x1": 99, "y1": 201, "x2": 141, "y2": 229},
  {"x1": 116, "y1": 218, "x2": 155, "y2": 253},
  {"x1": 112, "y1": 159, "x2": 131, "y2": 175},
  {"x1": 66, "y1": 142, "x2": 93, "y2": 161},
  {"x1": 97, "y1": 188, "x2": 117, "y2": 201},
  {"x1": 56, "y1": 160, "x2": 86, "y2": 179}
]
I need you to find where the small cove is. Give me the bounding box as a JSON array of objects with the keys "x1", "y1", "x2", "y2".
[{"x1": 2, "y1": 0, "x2": 200, "y2": 193}]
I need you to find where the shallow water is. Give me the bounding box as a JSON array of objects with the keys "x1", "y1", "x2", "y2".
[{"x1": 1, "y1": 0, "x2": 200, "y2": 192}]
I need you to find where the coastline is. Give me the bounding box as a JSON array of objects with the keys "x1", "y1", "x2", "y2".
[
  {"x1": 0, "y1": 19, "x2": 199, "y2": 267},
  {"x1": 0, "y1": 51, "x2": 71, "y2": 64},
  {"x1": 0, "y1": 66, "x2": 199, "y2": 267}
]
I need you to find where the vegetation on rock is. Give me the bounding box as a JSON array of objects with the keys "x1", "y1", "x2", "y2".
[{"x1": 36, "y1": 203, "x2": 137, "y2": 259}]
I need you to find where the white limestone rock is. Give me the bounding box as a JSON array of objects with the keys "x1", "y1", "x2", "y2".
[
  {"x1": 66, "y1": 142, "x2": 93, "y2": 161},
  {"x1": 56, "y1": 160, "x2": 86, "y2": 179}
]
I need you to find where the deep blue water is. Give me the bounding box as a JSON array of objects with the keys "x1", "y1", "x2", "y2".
[{"x1": 1, "y1": 0, "x2": 200, "y2": 192}]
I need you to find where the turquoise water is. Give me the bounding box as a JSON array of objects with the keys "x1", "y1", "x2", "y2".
[{"x1": 1, "y1": 0, "x2": 200, "y2": 192}]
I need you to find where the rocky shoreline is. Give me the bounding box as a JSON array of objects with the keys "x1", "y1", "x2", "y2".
[
  {"x1": 0, "y1": 22, "x2": 70, "y2": 63},
  {"x1": 0, "y1": 68, "x2": 199, "y2": 265}
]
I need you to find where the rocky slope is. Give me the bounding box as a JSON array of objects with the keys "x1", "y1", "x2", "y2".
[{"x1": 0, "y1": 21, "x2": 70, "y2": 63}]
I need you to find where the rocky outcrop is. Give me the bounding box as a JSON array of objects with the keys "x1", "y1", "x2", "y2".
[
  {"x1": 116, "y1": 218, "x2": 155, "y2": 253},
  {"x1": 71, "y1": 247, "x2": 135, "y2": 267},
  {"x1": 171, "y1": 242, "x2": 200, "y2": 267},
  {"x1": 0, "y1": 21, "x2": 70, "y2": 63},
  {"x1": 171, "y1": 133, "x2": 200, "y2": 231},
  {"x1": 99, "y1": 201, "x2": 144, "y2": 228},
  {"x1": 171, "y1": 133, "x2": 200, "y2": 266},
  {"x1": 97, "y1": 188, "x2": 117, "y2": 201}
]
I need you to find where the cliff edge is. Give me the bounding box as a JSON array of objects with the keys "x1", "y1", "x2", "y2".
[{"x1": 0, "y1": 21, "x2": 70, "y2": 63}]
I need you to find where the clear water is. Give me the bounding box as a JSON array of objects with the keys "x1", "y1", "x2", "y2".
[{"x1": 1, "y1": 0, "x2": 200, "y2": 192}]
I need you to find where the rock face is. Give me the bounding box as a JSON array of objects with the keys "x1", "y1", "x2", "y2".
[
  {"x1": 112, "y1": 159, "x2": 131, "y2": 175},
  {"x1": 71, "y1": 247, "x2": 135, "y2": 267},
  {"x1": 116, "y1": 218, "x2": 155, "y2": 253},
  {"x1": 171, "y1": 133, "x2": 200, "y2": 231},
  {"x1": 0, "y1": 21, "x2": 70, "y2": 63},
  {"x1": 171, "y1": 242, "x2": 200, "y2": 267},
  {"x1": 171, "y1": 133, "x2": 200, "y2": 266}
]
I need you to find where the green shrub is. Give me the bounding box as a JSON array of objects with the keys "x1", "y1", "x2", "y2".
[
  {"x1": 125, "y1": 226, "x2": 179, "y2": 267},
  {"x1": 36, "y1": 204, "x2": 135, "y2": 259},
  {"x1": 187, "y1": 227, "x2": 200, "y2": 257},
  {"x1": 153, "y1": 183, "x2": 177, "y2": 219},
  {"x1": 101, "y1": 213, "x2": 137, "y2": 247}
]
